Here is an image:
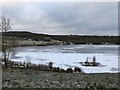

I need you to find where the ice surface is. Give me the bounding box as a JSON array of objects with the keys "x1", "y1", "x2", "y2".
[{"x1": 10, "y1": 45, "x2": 119, "y2": 73}]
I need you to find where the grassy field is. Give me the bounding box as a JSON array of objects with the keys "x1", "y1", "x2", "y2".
[{"x1": 2, "y1": 68, "x2": 119, "y2": 89}]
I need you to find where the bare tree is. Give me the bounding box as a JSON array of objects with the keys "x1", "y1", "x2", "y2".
[
  {"x1": 0, "y1": 17, "x2": 16, "y2": 68},
  {"x1": 25, "y1": 56, "x2": 31, "y2": 68}
]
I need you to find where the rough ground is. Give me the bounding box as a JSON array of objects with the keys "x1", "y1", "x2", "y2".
[{"x1": 2, "y1": 68, "x2": 119, "y2": 89}]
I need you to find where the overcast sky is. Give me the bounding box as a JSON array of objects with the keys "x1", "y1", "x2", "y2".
[{"x1": 1, "y1": 2, "x2": 118, "y2": 35}]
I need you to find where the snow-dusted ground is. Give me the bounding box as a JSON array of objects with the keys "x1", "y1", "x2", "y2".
[{"x1": 10, "y1": 45, "x2": 119, "y2": 73}]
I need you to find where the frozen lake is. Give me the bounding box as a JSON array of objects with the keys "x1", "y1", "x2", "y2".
[{"x1": 11, "y1": 45, "x2": 119, "y2": 73}]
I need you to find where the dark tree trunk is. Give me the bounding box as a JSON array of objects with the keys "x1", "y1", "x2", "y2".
[
  {"x1": 4, "y1": 58, "x2": 8, "y2": 68},
  {"x1": 4, "y1": 53, "x2": 8, "y2": 68}
]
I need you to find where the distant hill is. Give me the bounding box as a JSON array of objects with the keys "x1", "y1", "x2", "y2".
[
  {"x1": 2, "y1": 31, "x2": 51, "y2": 41},
  {"x1": 2, "y1": 31, "x2": 120, "y2": 45}
]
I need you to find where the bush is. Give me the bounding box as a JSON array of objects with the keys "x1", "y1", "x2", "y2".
[
  {"x1": 53, "y1": 67, "x2": 60, "y2": 72},
  {"x1": 74, "y1": 67, "x2": 81, "y2": 73},
  {"x1": 66, "y1": 68, "x2": 73, "y2": 73},
  {"x1": 48, "y1": 62, "x2": 53, "y2": 69},
  {"x1": 60, "y1": 69, "x2": 66, "y2": 72}
]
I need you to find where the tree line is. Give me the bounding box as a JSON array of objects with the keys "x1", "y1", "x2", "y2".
[{"x1": 3, "y1": 31, "x2": 120, "y2": 45}]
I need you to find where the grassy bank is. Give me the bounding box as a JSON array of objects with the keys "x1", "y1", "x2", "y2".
[{"x1": 2, "y1": 68, "x2": 119, "y2": 88}]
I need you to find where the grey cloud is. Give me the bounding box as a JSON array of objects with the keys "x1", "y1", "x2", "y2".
[{"x1": 2, "y1": 2, "x2": 118, "y2": 35}]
